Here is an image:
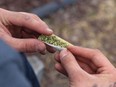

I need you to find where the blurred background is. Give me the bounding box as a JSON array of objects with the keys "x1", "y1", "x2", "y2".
[{"x1": 0, "y1": 0, "x2": 115, "y2": 87}]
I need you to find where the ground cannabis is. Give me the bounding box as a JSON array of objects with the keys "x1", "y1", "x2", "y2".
[{"x1": 38, "y1": 34, "x2": 72, "y2": 48}]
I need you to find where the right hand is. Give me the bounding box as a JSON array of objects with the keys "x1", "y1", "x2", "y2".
[{"x1": 55, "y1": 46, "x2": 116, "y2": 87}]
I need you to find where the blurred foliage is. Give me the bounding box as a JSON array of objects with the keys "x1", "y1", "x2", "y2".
[{"x1": 0, "y1": 0, "x2": 115, "y2": 87}]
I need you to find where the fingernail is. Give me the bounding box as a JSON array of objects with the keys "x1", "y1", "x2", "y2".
[
  {"x1": 60, "y1": 49, "x2": 68, "y2": 59},
  {"x1": 46, "y1": 28, "x2": 53, "y2": 33}
]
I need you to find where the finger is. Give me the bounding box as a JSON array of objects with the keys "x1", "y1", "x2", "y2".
[
  {"x1": 60, "y1": 49, "x2": 88, "y2": 79},
  {"x1": 6, "y1": 11, "x2": 53, "y2": 35},
  {"x1": 68, "y1": 46, "x2": 100, "y2": 59},
  {"x1": 55, "y1": 51, "x2": 95, "y2": 74},
  {"x1": 19, "y1": 12, "x2": 48, "y2": 37},
  {"x1": 20, "y1": 12, "x2": 40, "y2": 21},
  {"x1": 15, "y1": 39, "x2": 46, "y2": 53},
  {"x1": 68, "y1": 46, "x2": 114, "y2": 68},
  {"x1": 78, "y1": 60, "x2": 95, "y2": 74},
  {"x1": 46, "y1": 45, "x2": 56, "y2": 53},
  {"x1": 55, "y1": 63, "x2": 68, "y2": 76},
  {"x1": 76, "y1": 56, "x2": 97, "y2": 72},
  {"x1": 3, "y1": 35, "x2": 46, "y2": 53},
  {"x1": 54, "y1": 50, "x2": 96, "y2": 73}
]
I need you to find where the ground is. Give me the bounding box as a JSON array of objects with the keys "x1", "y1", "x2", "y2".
[{"x1": 0, "y1": 0, "x2": 115, "y2": 87}]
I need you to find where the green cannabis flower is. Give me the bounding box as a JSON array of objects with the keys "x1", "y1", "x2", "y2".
[{"x1": 38, "y1": 34, "x2": 72, "y2": 48}]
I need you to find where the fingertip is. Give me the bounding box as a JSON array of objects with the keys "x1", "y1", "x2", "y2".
[
  {"x1": 36, "y1": 20, "x2": 53, "y2": 35},
  {"x1": 60, "y1": 49, "x2": 69, "y2": 60},
  {"x1": 46, "y1": 28, "x2": 53, "y2": 35}
]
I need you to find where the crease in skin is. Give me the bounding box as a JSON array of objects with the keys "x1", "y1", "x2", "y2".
[
  {"x1": 0, "y1": 11, "x2": 11, "y2": 26},
  {"x1": 0, "y1": 10, "x2": 12, "y2": 36},
  {"x1": 0, "y1": 23, "x2": 11, "y2": 36}
]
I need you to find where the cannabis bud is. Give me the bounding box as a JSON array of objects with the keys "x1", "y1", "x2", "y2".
[{"x1": 38, "y1": 34, "x2": 72, "y2": 50}]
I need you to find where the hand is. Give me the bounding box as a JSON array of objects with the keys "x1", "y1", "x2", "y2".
[
  {"x1": 55, "y1": 46, "x2": 116, "y2": 87},
  {"x1": 0, "y1": 8, "x2": 55, "y2": 53}
]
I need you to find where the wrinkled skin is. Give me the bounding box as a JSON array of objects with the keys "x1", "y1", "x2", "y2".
[
  {"x1": 0, "y1": 8, "x2": 55, "y2": 53},
  {"x1": 55, "y1": 46, "x2": 116, "y2": 87}
]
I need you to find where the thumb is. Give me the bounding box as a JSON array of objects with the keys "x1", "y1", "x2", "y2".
[{"x1": 60, "y1": 49, "x2": 87, "y2": 80}]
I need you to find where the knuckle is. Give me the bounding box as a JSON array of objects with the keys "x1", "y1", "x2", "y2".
[
  {"x1": 31, "y1": 14, "x2": 39, "y2": 18},
  {"x1": 20, "y1": 41, "x2": 35, "y2": 52},
  {"x1": 24, "y1": 15, "x2": 31, "y2": 21},
  {"x1": 24, "y1": 40, "x2": 45, "y2": 52},
  {"x1": 20, "y1": 12, "x2": 32, "y2": 22},
  {"x1": 23, "y1": 13, "x2": 41, "y2": 20},
  {"x1": 92, "y1": 49, "x2": 101, "y2": 57},
  {"x1": 23, "y1": 42, "x2": 30, "y2": 52},
  {"x1": 25, "y1": 41, "x2": 37, "y2": 52}
]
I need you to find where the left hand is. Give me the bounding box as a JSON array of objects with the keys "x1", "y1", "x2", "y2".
[{"x1": 0, "y1": 8, "x2": 55, "y2": 53}]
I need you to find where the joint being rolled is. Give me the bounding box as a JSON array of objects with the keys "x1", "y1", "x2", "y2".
[{"x1": 38, "y1": 34, "x2": 73, "y2": 50}]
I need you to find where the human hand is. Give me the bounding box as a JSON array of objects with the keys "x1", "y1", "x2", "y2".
[
  {"x1": 0, "y1": 8, "x2": 55, "y2": 53},
  {"x1": 55, "y1": 46, "x2": 116, "y2": 87}
]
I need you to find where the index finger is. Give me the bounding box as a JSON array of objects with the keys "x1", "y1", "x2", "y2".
[
  {"x1": 4, "y1": 9, "x2": 53, "y2": 35},
  {"x1": 68, "y1": 46, "x2": 114, "y2": 68}
]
